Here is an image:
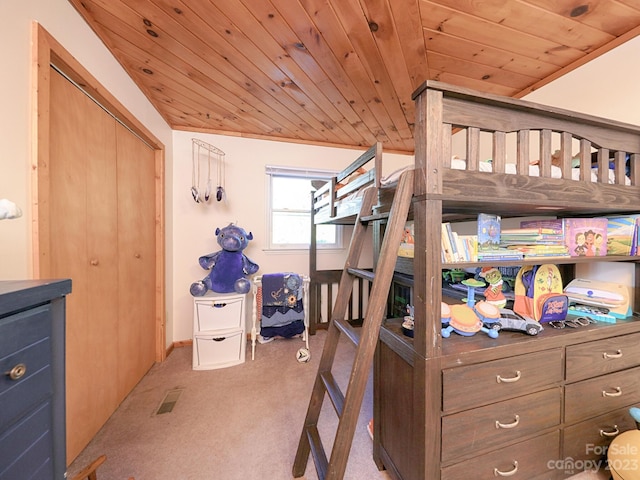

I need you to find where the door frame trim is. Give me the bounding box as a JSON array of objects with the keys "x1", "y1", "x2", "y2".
[{"x1": 31, "y1": 22, "x2": 166, "y2": 362}]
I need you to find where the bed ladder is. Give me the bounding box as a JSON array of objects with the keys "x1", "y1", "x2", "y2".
[{"x1": 293, "y1": 169, "x2": 414, "y2": 480}]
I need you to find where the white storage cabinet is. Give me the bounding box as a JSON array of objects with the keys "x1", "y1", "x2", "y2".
[{"x1": 192, "y1": 292, "x2": 246, "y2": 370}]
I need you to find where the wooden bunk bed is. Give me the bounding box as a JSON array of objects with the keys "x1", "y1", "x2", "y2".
[{"x1": 309, "y1": 81, "x2": 640, "y2": 480}]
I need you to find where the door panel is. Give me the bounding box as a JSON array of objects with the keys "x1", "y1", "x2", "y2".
[
  {"x1": 49, "y1": 67, "x2": 155, "y2": 463},
  {"x1": 116, "y1": 123, "x2": 156, "y2": 398}
]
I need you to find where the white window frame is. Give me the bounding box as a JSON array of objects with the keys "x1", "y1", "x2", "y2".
[{"x1": 266, "y1": 165, "x2": 343, "y2": 251}]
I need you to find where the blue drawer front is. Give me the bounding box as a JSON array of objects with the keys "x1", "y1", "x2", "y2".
[
  {"x1": 0, "y1": 337, "x2": 52, "y2": 432},
  {"x1": 0, "y1": 401, "x2": 53, "y2": 479}
]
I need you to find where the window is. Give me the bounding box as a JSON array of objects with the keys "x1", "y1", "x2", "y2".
[{"x1": 266, "y1": 166, "x2": 341, "y2": 250}]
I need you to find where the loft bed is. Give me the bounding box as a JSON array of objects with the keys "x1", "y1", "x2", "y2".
[
  {"x1": 308, "y1": 143, "x2": 383, "y2": 333},
  {"x1": 309, "y1": 79, "x2": 640, "y2": 331},
  {"x1": 310, "y1": 80, "x2": 640, "y2": 479}
]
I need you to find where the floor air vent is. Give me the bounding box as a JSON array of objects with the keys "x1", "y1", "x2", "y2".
[{"x1": 155, "y1": 388, "x2": 183, "y2": 415}]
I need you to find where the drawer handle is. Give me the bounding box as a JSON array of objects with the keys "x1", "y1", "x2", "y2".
[
  {"x1": 496, "y1": 371, "x2": 521, "y2": 383},
  {"x1": 600, "y1": 425, "x2": 620, "y2": 437},
  {"x1": 211, "y1": 337, "x2": 226, "y2": 342},
  {"x1": 494, "y1": 460, "x2": 518, "y2": 477},
  {"x1": 6, "y1": 363, "x2": 27, "y2": 381},
  {"x1": 212, "y1": 303, "x2": 227, "y2": 308},
  {"x1": 495, "y1": 415, "x2": 520, "y2": 429},
  {"x1": 603, "y1": 349, "x2": 623, "y2": 359},
  {"x1": 602, "y1": 387, "x2": 622, "y2": 397}
]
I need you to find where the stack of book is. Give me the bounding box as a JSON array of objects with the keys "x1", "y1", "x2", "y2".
[
  {"x1": 500, "y1": 219, "x2": 569, "y2": 259},
  {"x1": 476, "y1": 213, "x2": 524, "y2": 261}
]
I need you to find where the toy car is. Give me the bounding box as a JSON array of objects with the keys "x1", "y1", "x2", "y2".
[{"x1": 494, "y1": 308, "x2": 544, "y2": 336}]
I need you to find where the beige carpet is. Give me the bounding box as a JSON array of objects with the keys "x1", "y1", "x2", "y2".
[{"x1": 66, "y1": 331, "x2": 609, "y2": 480}]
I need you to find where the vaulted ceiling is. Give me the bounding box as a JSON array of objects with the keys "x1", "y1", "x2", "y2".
[{"x1": 69, "y1": 0, "x2": 640, "y2": 153}]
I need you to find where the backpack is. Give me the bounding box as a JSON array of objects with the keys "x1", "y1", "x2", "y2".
[{"x1": 513, "y1": 264, "x2": 568, "y2": 323}]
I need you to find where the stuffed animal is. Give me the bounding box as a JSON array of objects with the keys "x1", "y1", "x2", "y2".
[{"x1": 190, "y1": 223, "x2": 259, "y2": 295}]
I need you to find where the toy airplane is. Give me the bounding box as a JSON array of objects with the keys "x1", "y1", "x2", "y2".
[{"x1": 563, "y1": 278, "x2": 631, "y2": 319}]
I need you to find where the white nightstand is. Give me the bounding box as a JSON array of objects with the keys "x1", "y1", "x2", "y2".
[{"x1": 192, "y1": 292, "x2": 246, "y2": 370}]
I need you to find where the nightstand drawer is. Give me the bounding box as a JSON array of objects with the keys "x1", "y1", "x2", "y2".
[
  {"x1": 442, "y1": 388, "x2": 561, "y2": 464},
  {"x1": 442, "y1": 349, "x2": 563, "y2": 412},
  {"x1": 565, "y1": 366, "x2": 640, "y2": 424},
  {"x1": 193, "y1": 330, "x2": 245, "y2": 370},
  {"x1": 566, "y1": 333, "x2": 640, "y2": 382},
  {"x1": 563, "y1": 406, "x2": 637, "y2": 469},
  {"x1": 441, "y1": 431, "x2": 560, "y2": 480},
  {"x1": 194, "y1": 295, "x2": 244, "y2": 331}
]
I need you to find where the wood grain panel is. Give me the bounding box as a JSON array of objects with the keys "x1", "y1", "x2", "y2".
[
  {"x1": 50, "y1": 68, "x2": 120, "y2": 463},
  {"x1": 442, "y1": 349, "x2": 563, "y2": 412},
  {"x1": 116, "y1": 123, "x2": 157, "y2": 400},
  {"x1": 565, "y1": 366, "x2": 640, "y2": 424},
  {"x1": 566, "y1": 332, "x2": 640, "y2": 382},
  {"x1": 67, "y1": 0, "x2": 640, "y2": 152}
]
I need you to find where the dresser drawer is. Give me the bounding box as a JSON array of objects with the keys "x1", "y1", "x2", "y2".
[
  {"x1": 442, "y1": 387, "x2": 561, "y2": 464},
  {"x1": 563, "y1": 406, "x2": 637, "y2": 473},
  {"x1": 566, "y1": 333, "x2": 640, "y2": 382},
  {"x1": 0, "y1": 401, "x2": 53, "y2": 479},
  {"x1": 0, "y1": 308, "x2": 53, "y2": 433},
  {"x1": 565, "y1": 366, "x2": 640, "y2": 424},
  {"x1": 194, "y1": 295, "x2": 244, "y2": 332},
  {"x1": 193, "y1": 329, "x2": 245, "y2": 370},
  {"x1": 441, "y1": 431, "x2": 560, "y2": 480},
  {"x1": 442, "y1": 349, "x2": 563, "y2": 412}
]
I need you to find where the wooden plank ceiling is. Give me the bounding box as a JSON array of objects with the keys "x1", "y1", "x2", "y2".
[{"x1": 68, "y1": 0, "x2": 640, "y2": 153}]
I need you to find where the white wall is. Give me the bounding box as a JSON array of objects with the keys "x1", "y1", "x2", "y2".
[
  {"x1": 171, "y1": 131, "x2": 411, "y2": 341},
  {"x1": 0, "y1": 0, "x2": 173, "y2": 337}
]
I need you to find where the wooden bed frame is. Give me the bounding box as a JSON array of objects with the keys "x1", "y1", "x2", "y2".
[{"x1": 310, "y1": 80, "x2": 640, "y2": 479}]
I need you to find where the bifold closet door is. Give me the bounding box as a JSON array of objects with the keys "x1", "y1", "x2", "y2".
[
  {"x1": 49, "y1": 68, "x2": 155, "y2": 463},
  {"x1": 115, "y1": 123, "x2": 156, "y2": 400}
]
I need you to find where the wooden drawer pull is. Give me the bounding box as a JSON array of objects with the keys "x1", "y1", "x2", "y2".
[
  {"x1": 494, "y1": 460, "x2": 518, "y2": 477},
  {"x1": 6, "y1": 363, "x2": 27, "y2": 381},
  {"x1": 602, "y1": 386, "x2": 622, "y2": 397},
  {"x1": 603, "y1": 349, "x2": 623, "y2": 359},
  {"x1": 495, "y1": 414, "x2": 520, "y2": 429},
  {"x1": 600, "y1": 425, "x2": 620, "y2": 437},
  {"x1": 496, "y1": 371, "x2": 521, "y2": 383}
]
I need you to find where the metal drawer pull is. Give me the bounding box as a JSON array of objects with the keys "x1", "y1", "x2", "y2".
[
  {"x1": 6, "y1": 363, "x2": 27, "y2": 381},
  {"x1": 600, "y1": 425, "x2": 620, "y2": 437},
  {"x1": 603, "y1": 349, "x2": 622, "y2": 359},
  {"x1": 496, "y1": 371, "x2": 521, "y2": 383},
  {"x1": 211, "y1": 337, "x2": 226, "y2": 342},
  {"x1": 495, "y1": 415, "x2": 520, "y2": 429},
  {"x1": 494, "y1": 460, "x2": 518, "y2": 477},
  {"x1": 212, "y1": 303, "x2": 227, "y2": 308},
  {"x1": 602, "y1": 387, "x2": 622, "y2": 397}
]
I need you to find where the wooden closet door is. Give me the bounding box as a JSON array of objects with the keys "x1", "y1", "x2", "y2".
[
  {"x1": 50, "y1": 68, "x2": 120, "y2": 462},
  {"x1": 116, "y1": 123, "x2": 156, "y2": 398},
  {"x1": 49, "y1": 68, "x2": 157, "y2": 463}
]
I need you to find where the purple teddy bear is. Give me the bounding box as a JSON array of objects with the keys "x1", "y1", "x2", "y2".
[{"x1": 190, "y1": 223, "x2": 259, "y2": 295}]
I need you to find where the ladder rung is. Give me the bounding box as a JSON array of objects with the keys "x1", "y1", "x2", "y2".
[
  {"x1": 347, "y1": 268, "x2": 375, "y2": 282},
  {"x1": 320, "y1": 371, "x2": 345, "y2": 417},
  {"x1": 360, "y1": 212, "x2": 389, "y2": 223},
  {"x1": 306, "y1": 425, "x2": 328, "y2": 480},
  {"x1": 333, "y1": 318, "x2": 360, "y2": 347}
]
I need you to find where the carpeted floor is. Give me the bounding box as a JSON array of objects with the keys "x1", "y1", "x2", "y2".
[{"x1": 66, "y1": 331, "x2": 610, "y2": 480}]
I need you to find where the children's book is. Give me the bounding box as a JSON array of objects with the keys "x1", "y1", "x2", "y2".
[
  {"x1": 563, "y1": 217, "x2": 608, "y2": 257},
  {"x1": 477, "y1": 213, "x2": 501, "y2": 252},
  {"x1": 519, "y1": 218, "x2": 564, "y2": 235},
  {"x1": 606, "y1": 214, "x2": 640, "y2": 256}
]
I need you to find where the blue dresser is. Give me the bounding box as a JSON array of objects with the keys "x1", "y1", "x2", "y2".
[{"x1": 0, "y1": 279, "x2": 71, "y2": 480}]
